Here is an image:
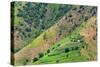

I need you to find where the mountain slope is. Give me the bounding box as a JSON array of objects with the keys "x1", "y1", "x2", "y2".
[
  {"x1": 13, "y1": 5, "x2": 97, "y2": 65},
  {"x1": 11, "y1": 2, "x2": 72, "y2": 53},
  {"x1": 33, "y1": 17, "x2": 97, "y2": 64}
]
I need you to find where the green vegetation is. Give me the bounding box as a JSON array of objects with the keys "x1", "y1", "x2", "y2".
[
  {"x1": 32, "y1": 23, "x2": 88, "y2": 64},
  {"x1": 11, "y1": 2, "x2": 97, "y2": 65},
  {"x1": 12, "y1": 2, "x2": 72, "y2": 53}
]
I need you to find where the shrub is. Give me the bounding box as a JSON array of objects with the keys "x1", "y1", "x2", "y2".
[
  {"x1": 38, "y1": 53, "x2": 44, "y2": 58},
  {"x1": 71, "y1": 47, "x2": 75, "y2": 50},
  {"x1": 93, "y1": 36, "x2": 96, "y2": 40},
  {"x1": 57, "y1": 44, "x2": 61, "y2": 47},
  {"x1": 52, "y1": 47, "x2": 55, "y2": 50},
  {"x1": 74, "y1": 46, "x2": 79, "y2": 50},
  {"x1": 33, "y1": 57, "x2": 38, "y2": 62},
  {"x1": 80, "y1": 6, "x2": 84, "y2": 9},
  {"x1": 64, "y1": 48, "x2": 69, "y2": 53},
  {"x1": 66, "y1": 54, "x2": 68, "y2": 57},
  {"x1": 27, "y1": 34, "x2": 31, "y2": 38},
  {"x1": 47, "y1": 49, "x2": 50, "y2": 53},
  {"x1": 82, "y1": 45, "x2": 85, "y2": 48},
  {"x1": 25, "y1": 28, "x2": 31, "y2": 32},
  {"x1": 84, "y1": 16, "x2": 88, "y2": 21},
  {"x1": 14, "y1": 48, "x2": 20, "y2": 53},
  {"x1": 68, "y1": 14, "x2": 72, "y2": 17},
  {"x1": 56, "y1": 60, "x2": 59, "y2": 63},
  {"x1": 21, "y1": 59, "x2": 28, "y2": 65}
]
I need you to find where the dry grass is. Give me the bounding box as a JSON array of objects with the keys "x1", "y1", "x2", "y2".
[{"x1": 80, "y1": 17, "x2": 97, "y2": 60}]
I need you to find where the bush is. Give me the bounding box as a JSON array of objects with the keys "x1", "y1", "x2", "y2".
[
  {"x1": 93, "y1": 36, "x2": 96, "y2": 40},
  {"x1": 82, "y1": 45, "x2": 85, "y2": 48},
  {"x1": 68, "y1": 14, "x2": 72, "y2": 17},
  {"x1": 66, "y1": 54, "x2": 68, "y2": 57},
  {"x1": 25, "y1": 28, "x2": 32, "y2": 32},
  {"x1": 84, "y1": 16, "x2": 88, "y2": 21},
  {"x1": 57, "y1": 44, "x2": 61, "y2": 47},
  {"x1": 14, "y1": 48, "x2": 20, "y2": 53},
  {"x1": 64, "y1": 48, "x2": 69, "y2": 53},
  {"x1": 52, "y1": 47, "x2": 55, "y2": 50},
  {"x1": 74, "y1": 46, "x2": 79, "y2": 50},
  {"x1": 56, "y1": 60, "x2": 59, "y2": 63},
  {"x1": 38, "y1": 53, "x2": 44, "y2": 58},
  {"x1": 71, "y1": 47, "x2": 75, "y2": 50},
  {"x1": 20, "y1": 59, "x2": 28, "y2": 65},
  {"x1": 33, "y1": 57, "x2": 38, "y2": 62},
  {"x1": 47, "y1": 49, "x2": 50, "y2": 53}
]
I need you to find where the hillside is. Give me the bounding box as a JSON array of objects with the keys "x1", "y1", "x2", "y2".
[
  {"x1": 11, "y1": 2, "x2": 72, "y2": 53},
  {"x1": 11, "y1": 2, "x2": 97, "y2": 66},
  {"x1": 33, "y1": 17, "x2": 97, "y2": 64}
]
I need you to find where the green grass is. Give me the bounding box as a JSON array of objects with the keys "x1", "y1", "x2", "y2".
[
  {"x1": 33, "y1": 50, "x2": 88, "y2": 64},
  {"x1": 27, "y1": 33, "x2": 45, "y2": 48}
]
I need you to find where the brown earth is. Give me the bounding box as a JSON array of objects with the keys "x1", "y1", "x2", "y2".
[{"x1": 80, "y1": 17, "x2": 97, "y2": 60}]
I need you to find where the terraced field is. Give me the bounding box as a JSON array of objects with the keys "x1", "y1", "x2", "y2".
[
  {"x1": 32, "y1": 17, "x2": 97, "y2": 64},
  {"x1": 11, "y1": 1, "x2": 97, "y2": 66}
]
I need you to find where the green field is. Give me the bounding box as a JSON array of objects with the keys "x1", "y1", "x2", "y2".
[{"x1": 32, "y1": 19, "x2": 89, "y2": 64}]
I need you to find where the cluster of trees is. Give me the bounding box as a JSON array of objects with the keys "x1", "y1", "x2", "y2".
[{"x1": 17, "y1": 3, "x2": 72, "y2": 30}]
